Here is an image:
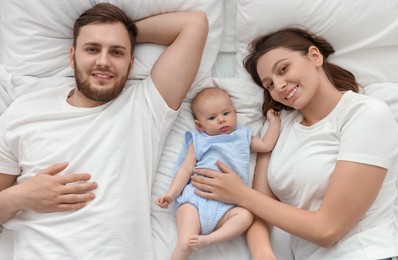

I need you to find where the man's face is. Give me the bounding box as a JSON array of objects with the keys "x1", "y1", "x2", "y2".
[{"x1": 70, "y1": 22, "x2": 133, "y2": 106}]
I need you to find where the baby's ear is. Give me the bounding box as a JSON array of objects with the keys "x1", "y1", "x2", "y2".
[{"x1": 195, "y1": 120, "x2": 205, "y2": 132}]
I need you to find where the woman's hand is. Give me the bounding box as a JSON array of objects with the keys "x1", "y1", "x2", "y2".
[{"x1": 190, "y1": 160, "x2": 249, "y2": 205}]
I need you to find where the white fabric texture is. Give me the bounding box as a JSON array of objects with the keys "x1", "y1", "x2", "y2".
[
  {"x1": 0, "y1": 0, "x2": 223, "y2": 93},
  {"x1": 267, "y1": 91, "x2": 398, "y2": 259},
  {"x1": 220, "y1": 0, "x2": 237, "y2": 52},
  {"x1": 235, "y1": 0, "x2": 398, "y2": 86},
  {"x1": 364, "y1": 82, "x2": 398, "y2": 122},
  {"x1": 1, "y1": 0, "x2": 398, "y2": 259},
  {"x1": 0, "y1": 77, "x2": 178, "y2": 259},
  {"x1": 0, "y1": 66, "x2": 13, "y2": 115}
]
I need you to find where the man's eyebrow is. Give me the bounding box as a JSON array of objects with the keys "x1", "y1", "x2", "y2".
[
  {"x1": 82, "y1": 42, "x2": 127, "y2": 50},
  {"x1": 82, "y1": 42, "x2": 100, "y2": 47}
]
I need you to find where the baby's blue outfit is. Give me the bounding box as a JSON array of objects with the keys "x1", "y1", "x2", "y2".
[{"x1": 174, "y1": 125, "x2": 252, "y2": 235}]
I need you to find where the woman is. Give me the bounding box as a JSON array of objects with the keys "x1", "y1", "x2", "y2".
[{"x1": 191, "y1": 27, "x2": 398, "y2": 259}]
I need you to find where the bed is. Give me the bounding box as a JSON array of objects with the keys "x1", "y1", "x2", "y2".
[{"x1": 0, "y1": 0, "x2": 397, "y2": 259}]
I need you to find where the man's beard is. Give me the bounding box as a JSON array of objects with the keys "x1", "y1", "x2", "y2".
[{"x1": 73, "y1": 58, "x2": 131, "y2": 103}]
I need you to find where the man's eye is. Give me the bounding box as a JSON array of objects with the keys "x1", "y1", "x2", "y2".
[
  {"x1": 112, "y1": 50, "x2": 123, "y2": 56},
  {"x1": 86, "y1": 48, "x2": 97, "y2": 53}
]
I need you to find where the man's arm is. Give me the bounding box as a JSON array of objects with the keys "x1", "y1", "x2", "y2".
[
  {"x1": 135, "y1": 11, "x2": 208, "y2": 110},
  {"x1": 0, "y1": 174, "x2": 19, "y2": 224},
  {"x1": 0, "y1": 163, "x2": 97, "y2": 224}
]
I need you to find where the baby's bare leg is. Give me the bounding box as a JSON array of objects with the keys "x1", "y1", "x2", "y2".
[
  {"x1": 189, "y1": 206, "x2": 253, "y2": 251},
  {"x1": 171, "y1": 203, "x2": 200, "y2": 260}
]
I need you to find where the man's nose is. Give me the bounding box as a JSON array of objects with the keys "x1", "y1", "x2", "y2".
[{"x1": 96, "y1": 52, "x2": 111, "y2": 67}]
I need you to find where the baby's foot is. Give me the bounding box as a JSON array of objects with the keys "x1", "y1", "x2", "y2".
[{"x1": 189, "y1": 235, "x2": 215, "y2": 251}]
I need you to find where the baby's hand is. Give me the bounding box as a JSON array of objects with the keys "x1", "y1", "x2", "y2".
[
  {"x1": 155, "y1": 193, "x2": 174, "y2": 209},
  {"x1": 266, "y1": 109, "x2": 280, "y2": 123}
]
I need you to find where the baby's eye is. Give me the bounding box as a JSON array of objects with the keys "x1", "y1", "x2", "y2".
[
  {"x1": 223, "y1": 112, "x2": 230, "y2": 116},
  {"x1": 208, "y1": 116, "x2": 216, "y2": 120}
]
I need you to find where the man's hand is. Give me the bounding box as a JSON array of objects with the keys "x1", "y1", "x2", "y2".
[{"x1": 17, "y1": 162, "x2": 97, "y2": 212}]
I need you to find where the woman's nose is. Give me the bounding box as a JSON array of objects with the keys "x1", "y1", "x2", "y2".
[{"x1": 272, "y1": 75, "x2": 286, "y2": 90}]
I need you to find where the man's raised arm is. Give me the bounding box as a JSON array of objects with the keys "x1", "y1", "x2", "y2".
[{"x1": 135, "y1": 11, "x2": 208, "y2": 110}]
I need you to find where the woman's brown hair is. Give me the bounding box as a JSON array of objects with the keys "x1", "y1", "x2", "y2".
[{"x1": 243, "y1": 27, "x2": 359, "y2": 115}]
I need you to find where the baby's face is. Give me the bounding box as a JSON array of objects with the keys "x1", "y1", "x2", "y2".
[{"x1": 194, "y1": 94, "x2": 237, "y2": 136}]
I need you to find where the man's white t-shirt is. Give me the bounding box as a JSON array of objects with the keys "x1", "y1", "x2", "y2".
[
  {"x1": 268, "y1": 91, "x2": 398, "y2": 259},
  {"x1": 0, "y1": 77, "x2": 178, "y2": 259}
]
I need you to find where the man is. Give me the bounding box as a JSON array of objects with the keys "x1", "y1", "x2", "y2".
[{"x1": 0, "y1": 3, "x2": 208, "y2": 259}]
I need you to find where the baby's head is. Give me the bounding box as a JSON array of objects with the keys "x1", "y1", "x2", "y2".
[{"x1": 191, "y1": 87, "x2": 237, "y2": 136}]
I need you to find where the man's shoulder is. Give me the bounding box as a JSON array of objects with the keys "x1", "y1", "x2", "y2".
[
  {"x1": 6, "y1": 87, "x2": 68, "y2": 114},
  {"x1": 16, "y1": 86, "x2": 68, "y2": 102}
]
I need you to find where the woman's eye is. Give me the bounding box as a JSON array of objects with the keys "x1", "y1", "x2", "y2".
[
  {"x1": 266, "y1": 82, "x2": 274, "y2": 90},
  {"x1": 280, "y1": 65, "x2": 288, "y2": 73}
]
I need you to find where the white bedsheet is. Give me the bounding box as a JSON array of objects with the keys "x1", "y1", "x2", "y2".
[{"x1": 1, "y1": 0, "x2": 398, "y2": 259}]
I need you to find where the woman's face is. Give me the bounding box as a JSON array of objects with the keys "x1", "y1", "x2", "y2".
[{"x1": 256, "y1": 47, "x2": 323, "y2": 110}]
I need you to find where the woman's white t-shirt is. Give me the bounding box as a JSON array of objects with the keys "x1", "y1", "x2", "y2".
[{"x1": 268, "y1": 91, "x2": 398, "y2": 259}]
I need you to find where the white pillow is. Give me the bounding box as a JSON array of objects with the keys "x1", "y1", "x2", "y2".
[
  {"x1": 235, "y1": 0, "x2": 398, "y2": 86},
  {"x1": 0, "y1": 27, "x2": 3, "y2": 63},
  {"x1": 364, "y1": 82, "x2": 398, "y2": 122},
  {"x1": 220, "y1": 0, "x2": 237, "y2": 52},
  {"x1": 0, "y1": 0, "x2": 223, "y2": 88}
]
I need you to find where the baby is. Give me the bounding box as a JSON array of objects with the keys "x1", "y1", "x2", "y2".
[{"x1": 156, "y1": 87, "x2": 280, "y2": 260}]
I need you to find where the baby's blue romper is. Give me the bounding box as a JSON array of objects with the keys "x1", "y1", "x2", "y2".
[{"x1": 174, "y1": 125, "x2": 252, "y2": 235}]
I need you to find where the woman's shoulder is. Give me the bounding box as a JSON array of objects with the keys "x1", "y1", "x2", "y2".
[
  {"x1": 341, "y1": 91, "x2": 392, "y2": 116},
  {"x1": 337, "y1": 91, "x2": 396, "y2": 132}
]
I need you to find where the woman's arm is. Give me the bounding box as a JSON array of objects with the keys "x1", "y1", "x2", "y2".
[
  {"x1": 0, "y1": 163, "x2": 97, "y2": 224},
  {"x1": 246, "y1": 152, "x2": 276, "y2": 260},
  {"x1": 191, "y1": 160, "x2": 386, "y2": 247}
]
